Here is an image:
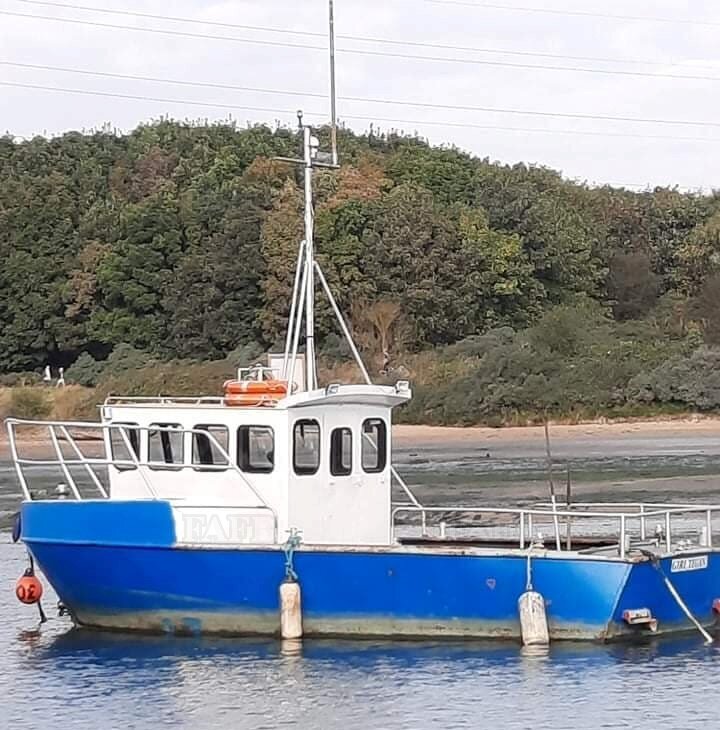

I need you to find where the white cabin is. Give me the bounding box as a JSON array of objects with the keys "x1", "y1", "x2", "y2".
[{"x1": 101, "y1": 381, "x2": 411, "y2": 547}]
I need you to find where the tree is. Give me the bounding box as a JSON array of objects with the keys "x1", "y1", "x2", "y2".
[
  {"x1": 2, "y1": 118, "x2": 720, "y2": 383},
  {"x1": 351, "y1": 300, "x2": 406, "y2": 371},
  {"x1": 606, "y1": 251, "x2": 661, "y2": 320},
  {"x1": 691, "y1": 273, "x2": 720, "y2": 345},
  {"x1": 90, "y1": 194, "x2": 184, "y2": 351},
  {"x1": 675, "y1": 212, "x2": 720, "y2": 294},
  {"x1": 165, "y1": 184, "x2": 269, "y2": 358},
  {"x1": 258, "y1": 179, "x2": 304, "y2": 346}
]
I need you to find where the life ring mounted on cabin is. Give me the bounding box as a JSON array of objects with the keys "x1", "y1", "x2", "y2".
[{"x1": 224, "y1": 379, "x2": 289, "y2": 407}]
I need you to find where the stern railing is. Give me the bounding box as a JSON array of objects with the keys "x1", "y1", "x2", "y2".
[{"x1": 392, "y1": 503, "x2": 720, "y2": 558}]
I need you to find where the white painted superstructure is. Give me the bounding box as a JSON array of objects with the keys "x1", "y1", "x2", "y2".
[{"x1": 101, "y1": 383, "x2": 411, "y2": 546}]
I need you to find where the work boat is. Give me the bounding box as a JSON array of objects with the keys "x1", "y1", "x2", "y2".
[{"x1": 9, "y1": 124, "x2": 720, "y2": 645}]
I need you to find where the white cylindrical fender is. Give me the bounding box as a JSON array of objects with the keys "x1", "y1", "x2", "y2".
[
  {"x1": 280, "y1": 580, "x2": 303, "y2": 640},
  {"x1": 518, "y1": 590, "x2": 549, "y2": 646}
]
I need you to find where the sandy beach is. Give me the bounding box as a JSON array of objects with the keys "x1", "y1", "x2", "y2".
[
  {"x1": 393, "y1": 417, "x2": 720, "y2": 445},
  {"x1": 2, "y1": 417, "x2": 720, "y2": 460}
]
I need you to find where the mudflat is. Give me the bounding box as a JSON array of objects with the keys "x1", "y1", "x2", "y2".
[
  {"x1": 2, "y1": 418, "x2": 720, "y2": 518},
  {"x1": 393, "y1": 418, "x2": 720, "y2": 458}
]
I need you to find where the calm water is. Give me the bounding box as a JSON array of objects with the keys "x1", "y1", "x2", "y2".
[
  {"x1": 2, "y1": 536, "x2": 719, "y2": 730},
  {"x1": 3, "y1": 440, "x2": 720, "y2": 729}
]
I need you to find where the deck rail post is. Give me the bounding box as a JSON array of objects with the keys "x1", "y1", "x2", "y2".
[
  {"x1": 619, "y1": 515, "x2": 626, "y2": 559},
  {"x1": 665, "y1": 511, "x2": 672, "y2": 553},
  {"x1": 528, "y1": 513, "x2": 534, "y2": 543},
  {"x1": 7, "y1": 420, "x2": 31, "y2": 501},
  {"x1": 48, "y1": 424, "x2": 82, "y2": 500},
  {"x1": 59, "y1": 425, "x2": 108, "y2": 498},
  {"x1": 519, "y1": 510, "x2": 526, "y2": 549},
  {"x1": 706, "y1": 509, "x2": 713, "y2": 548},
  {"x1": 639, "y1": 504, "x2": 646, "y2": 541}
]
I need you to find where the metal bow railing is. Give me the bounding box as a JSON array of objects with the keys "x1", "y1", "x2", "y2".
[{"x1": 6, "y1": 418, "x2": 279, "y2": 541}]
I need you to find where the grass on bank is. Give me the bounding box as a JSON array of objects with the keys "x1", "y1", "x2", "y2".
[{"x1": 0, "y1": 369, "x2": 709, "y2": 430}]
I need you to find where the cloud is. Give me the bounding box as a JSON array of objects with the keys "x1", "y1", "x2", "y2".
[{"x1": 2, "y1": 0, "x2": 720, "y2": 188}]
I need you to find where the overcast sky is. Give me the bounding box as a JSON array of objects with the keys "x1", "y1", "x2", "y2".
[{"x1": 2, "y1": 0, "x2": 720, "y2": 190}]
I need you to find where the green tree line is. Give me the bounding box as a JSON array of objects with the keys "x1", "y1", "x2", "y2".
[{"x1": 3, "y1": 120, "x2": 720, "y2": 420}]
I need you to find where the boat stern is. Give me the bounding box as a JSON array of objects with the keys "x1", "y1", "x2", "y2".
[{"x1": 608, "y1": 550, "x2": 720, "y2": 639}]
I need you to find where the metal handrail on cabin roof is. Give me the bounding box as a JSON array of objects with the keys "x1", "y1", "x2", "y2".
[
  {"x1": 104, "y1": 395, "x2": 227, "y2": 406},
  {"x1": 103, "y1": 383, "x2": 410, "y2": 410}
]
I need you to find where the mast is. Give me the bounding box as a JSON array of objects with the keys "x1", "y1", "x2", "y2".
[
  {"x1": 278, "y1": 0, "x2": 339, "y2": 391},
  {"x1": 303, "y1": 124, "x2": 317, "y2": 391}
]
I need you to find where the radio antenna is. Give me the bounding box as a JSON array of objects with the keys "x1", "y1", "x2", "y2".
[{"x1": 329, "y1": 0, "x2": 338, "y2": 166}]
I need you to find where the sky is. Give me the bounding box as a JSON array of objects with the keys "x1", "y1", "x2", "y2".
[{"x1": 2, "y1": 0, "x2": 720, "y2": 190}]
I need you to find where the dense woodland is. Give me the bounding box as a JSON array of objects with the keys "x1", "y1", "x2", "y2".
[{"x1": 2, "y1": 120, "x2": 720, "y2": 423}]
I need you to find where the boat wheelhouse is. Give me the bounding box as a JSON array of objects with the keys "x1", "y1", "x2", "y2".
[{"x1": 96, "y1": 377, "x2": 410, "y2": 547}]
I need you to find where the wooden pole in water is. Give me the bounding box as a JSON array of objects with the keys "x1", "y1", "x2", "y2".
[
  {"x1": 565, "y1": 463, "x2": 572, "y2": 551},
  {"x1": 544, "y1": 416, "x2": 562, "y2": 551}
]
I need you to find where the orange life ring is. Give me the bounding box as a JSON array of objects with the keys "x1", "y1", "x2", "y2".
[{"x1": 223, "y1": 379, "x2": 288, "y2": 407}]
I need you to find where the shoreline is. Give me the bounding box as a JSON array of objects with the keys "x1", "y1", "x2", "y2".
[
  {"x1": 0, "y1": 416, "x2": 718, "y2": 458},
  {"x1": 393, "y1": 416, "x2": 720, "y2": 446}
]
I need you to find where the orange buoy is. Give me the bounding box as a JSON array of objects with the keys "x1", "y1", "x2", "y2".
[
  {"x1": 16, "y1": 570, "x2": 43, "y2": 605},
  {"x1": 224, "y1": 379, "x2": 288, "y2": 407}
]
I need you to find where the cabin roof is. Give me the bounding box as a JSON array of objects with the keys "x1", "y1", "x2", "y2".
[{"x1": 103, "y1": 383, "x2": 411, "y2": 413}]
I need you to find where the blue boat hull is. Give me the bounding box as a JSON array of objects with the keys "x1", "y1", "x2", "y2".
[{"x1": 20, "y1": 501, "x2": 720, "y2": 642}]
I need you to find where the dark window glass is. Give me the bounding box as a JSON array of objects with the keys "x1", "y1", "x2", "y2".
[
  {"x1": 293, "y1": 419, "x2": 320, "y2": 475},
  {"x1": 330, "y1": 428, "x2": 352, "y2": 476},
  {"x1": 148, "y1": 423, "x2": 184, "y2": 469},
  {"x1": 109, "y1": 422, "x2": 140, "y2": 470},
  {"x1": 238, "y1": 426, "x2": 275, "y2": 474},
  {"x1": 192, "y1": 425, "x2": 229, "y2": 468},
  {"x1": 361, "y1": 419, "x2": 387, "y2": 473}
]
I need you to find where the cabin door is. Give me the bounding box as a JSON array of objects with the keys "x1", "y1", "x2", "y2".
[{"x1": 322, "y1": 408, "x2": 391, "y2": 545}]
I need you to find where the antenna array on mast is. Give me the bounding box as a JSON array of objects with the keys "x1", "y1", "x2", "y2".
[{"x1": 279, "y1": 1, "x2": 340, "y2": 391}]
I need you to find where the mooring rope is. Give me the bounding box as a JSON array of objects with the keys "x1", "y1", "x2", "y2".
[
  {"x1": 525, "y1": 536, "x2": 544, "y2": 593},
  {"x1": 640, "y1": 549, "x2": 713, "y2": 644},
  {"x1": 283, "y1": 529, "x2": 302, "y2": 582},
  {"x1": 526, "y1": 546, "x2": 534, "y2": 592}
]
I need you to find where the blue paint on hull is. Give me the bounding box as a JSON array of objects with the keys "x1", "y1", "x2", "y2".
[
  {"x1": 19, "y1": 501, "x2": 720, "y2": 641},
  {"x1": 26, "y1": 541, "x2": 628, "y2": 639},
  {"x1": 22, "y1": 499, "x2": 176, "y2": 547},
  {"x1": 611, "y1": 553, "x2": 720, "y2": 637}
]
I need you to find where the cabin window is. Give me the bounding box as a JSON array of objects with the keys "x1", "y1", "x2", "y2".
[
  {"x1": 109, "y1": 422, "x2": 140, "y2": 470},
  {"x1": 237, "y1": 425, "x2": 275, "y2": 474},
  {"x1": 293, "y1": 419, "x2": 320, "y2": 475},
  {"x1": 361, "y1": 418, "x2": 387, "y2": 473},
  {"x1": 192, "y1": 425, "x2": 229, "y2": 468},
  {"x1": 330, "y1": 428, "x2": 352, "y2": 476},
  {"x1": 148, "y1": 423, "x2": 184, "y2": 469}
]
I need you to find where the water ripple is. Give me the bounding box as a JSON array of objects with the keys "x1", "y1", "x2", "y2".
[{"x1": 1, "y1": 540, "x2": 719, "y2": 730}]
